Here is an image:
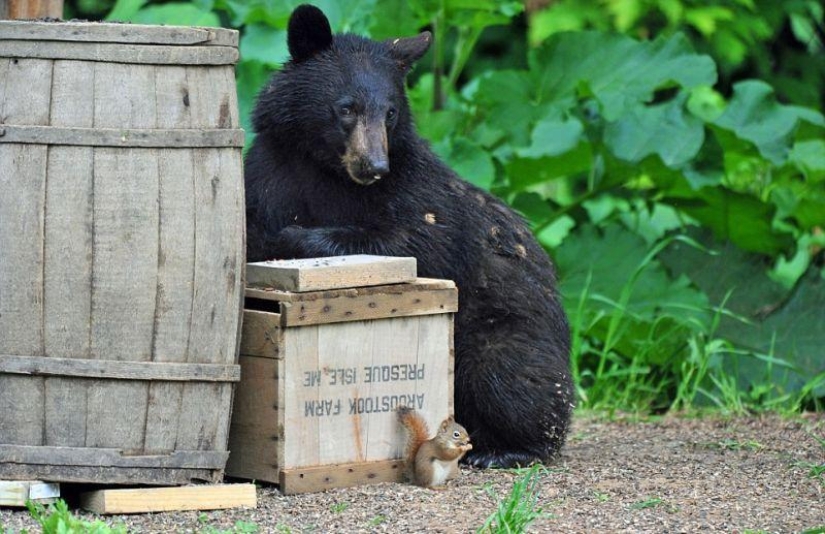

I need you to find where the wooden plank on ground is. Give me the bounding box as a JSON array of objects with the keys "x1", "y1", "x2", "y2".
[
  {"x1": 246, "y1": 255, "x2": 417, "y2": 292},
  {"x1": 78, "y1": 484, "x2": 256, "y2": 514},
  {"x1": 0, "y1": 480, "x2": 59, "y2": 507},
  {"x1": 279, "y1": 460, "x2": 404, "y2": 495}
]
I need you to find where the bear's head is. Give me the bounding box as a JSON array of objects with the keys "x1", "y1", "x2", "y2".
[{"x1": 253, "y1": 4, "x2": 431, "y2": 186}]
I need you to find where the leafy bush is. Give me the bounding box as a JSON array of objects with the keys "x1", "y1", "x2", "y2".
[{"x1": 67, "y1": 0, "x2": 825, "y2": 412}]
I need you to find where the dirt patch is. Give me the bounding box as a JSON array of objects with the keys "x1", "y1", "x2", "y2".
[{"x1": 2, "y1": 413, "x2": 823, "y2": 533}]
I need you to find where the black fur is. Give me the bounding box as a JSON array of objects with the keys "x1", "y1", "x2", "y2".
[{"x1": 245, "y1": 4, "x2": 574, "y2": 468}]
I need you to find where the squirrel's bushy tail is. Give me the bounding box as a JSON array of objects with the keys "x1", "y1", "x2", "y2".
[{"x1": 397, "y1": 406, "x2": 429, "y2": 464}]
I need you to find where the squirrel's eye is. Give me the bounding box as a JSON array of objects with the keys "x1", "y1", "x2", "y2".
[{"x1": 453, "y1": 431, "x2": 460, "y2": 439}]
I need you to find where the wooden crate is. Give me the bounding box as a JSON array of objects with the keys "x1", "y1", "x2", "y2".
[
  {"x1": 226, "y1": 258, "x2": 457, "y2": 494},
  {"x1": 0, "y1": 20, "x2": 244, "y2": 485}
]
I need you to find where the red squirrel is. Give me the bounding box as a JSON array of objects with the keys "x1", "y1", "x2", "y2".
[{"x1": 397, "y1": 406, "x2": 472, "y2": 488}]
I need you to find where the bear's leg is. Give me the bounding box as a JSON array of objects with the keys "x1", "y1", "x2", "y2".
[{"x1": 455, "y1": 331, "x2": 572, "y2": 468}]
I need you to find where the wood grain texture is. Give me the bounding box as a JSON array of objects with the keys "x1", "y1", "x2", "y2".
[
  {"x1": 247, "y1": 255, "x2": 417, "y2": 292},
  {"x1": 0, "y1": 20, "x2": 238, "y2": 47},
  {"x1": 316, "y1": 321, "x2": 373, "y2": 465},
  {"x1": 0, "y1": 0, "x2": 63, "y2": 19},
  {"x1": 363, "y1": 318, "x2": 416, "y2": 462},
  {"x1": 43, "y1": 59, "x2": 94, "y2": 448},
  {"x1": 281, "y1": 325, "x2": 320, "y2": 470},
  {"x1": 281, "y1": 287, "x2": 455, "y2": 327},
  {"x1": 0, "y1": 444, "x2": 228, "y2": 468},
  {"x1": 0, "y1": 355, "x2": 240, "y2": 381},
  {"x1": 0, "y1": 57, "x2": 51, "y2": 448},
  {"x1": 0, "y1": 480, "x2": 60, "y2": 507},
  {"x1": 239, "y1": 310, "x2": 282, "y2": 358},
  {"x1": 0, "y1": 22, "x2": 243, "y2": 483},
  {"x1": 412, "y1": 315, "x2": 454, "y2": 442},
  {"x1": 78, "y1": 484, "x2": 255, "y2": 514},
  {"x1": 225, "y1": 355, "x2": 280, "y2": 481},
  {"x1": 145, "y1": 65, "x2": 195, "y2": 454},
  {"x1": 280, "y1": 460, "x2": 404, "y2": 495},
  {"x1": 0, "y1": 125, "x2": 246, "y2": 147},
  {"x1": 0, "y1": 58, "x2": 50, "y2": 355},
  {"x1": 0, "y1": 464, "x2": 222, "y2": 485},
  {"x1": 88, "y1": 62, "x2": 157, "y2": 452},
  {"x1": 0, "y1": 40, "x2": 239, "y2": 65}
]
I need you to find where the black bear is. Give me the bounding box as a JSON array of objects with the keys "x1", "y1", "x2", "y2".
[{"x1": 245, "y1": 4, "x2": 574, "y2": 468}]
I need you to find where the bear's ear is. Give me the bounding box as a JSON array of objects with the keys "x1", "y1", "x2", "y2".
[
  {"x1": 287, "y1": 4, "x2": 333, "y2": 63},
  {"x1": 386, "y1": 31, "x2": 432, "y2": 71}
]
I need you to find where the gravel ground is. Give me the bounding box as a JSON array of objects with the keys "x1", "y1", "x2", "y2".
[{"x1": 2, "y1": 413, "x2": 823, "y2": 533}]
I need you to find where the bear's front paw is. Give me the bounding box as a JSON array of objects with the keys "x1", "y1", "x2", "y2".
[{"x1": 274, "y1": 225, "x2": 342, "y2": 258}]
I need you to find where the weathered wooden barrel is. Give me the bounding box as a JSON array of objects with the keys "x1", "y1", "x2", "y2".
[{"x1": 0, "y1": 21, "x2": 245, "y2": 485}]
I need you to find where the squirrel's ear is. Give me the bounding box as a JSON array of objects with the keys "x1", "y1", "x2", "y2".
[
  {"x1": 386, "y1": 32, "x2": 432, "y2": 71},
  {"x1": 288, "y1": 4, "x2": 333, "y2": 63}
]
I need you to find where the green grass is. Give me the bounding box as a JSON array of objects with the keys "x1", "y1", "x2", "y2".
[
  {"x1": 567, "y1": 249, "x2": 825, "y2": 416},
  {"x1": 629, "y1": 497, "x2": 665, "y2": 510},
  {"x1": 18, "y1": 500, "x2": 260, "y2": 534},
  {"x1": 794, "y1": 429, "x2": 825, "y2": 487},
  {"x1": 24, "y1": 500, "x2": 126, "y2": 534},
  {"x1": 477, "y1": 464, "x2": 548, "y2": 533},
  {"x1": 713, "y1": 438, "x2": 765, "y2": 451},
  {"x1": 330, "y1": 502, "x2": 350, "y2": 514}
]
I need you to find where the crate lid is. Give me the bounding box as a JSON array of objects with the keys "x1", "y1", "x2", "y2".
[{"x1": 246, "y1": 255, "x2": 417, "y2": 292}]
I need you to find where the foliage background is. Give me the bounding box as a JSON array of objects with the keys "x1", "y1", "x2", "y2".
[{"x1": 65, "y1": 0, "x2": 825, "y2": 413}]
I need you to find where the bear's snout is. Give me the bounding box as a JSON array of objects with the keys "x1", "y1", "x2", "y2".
[{"x1": 343, "y1": 118, "x2": 389, "y2": 185}]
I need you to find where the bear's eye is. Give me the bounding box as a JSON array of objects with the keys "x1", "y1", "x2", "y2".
[
  {"x1": 340, "y1": 106, "x2": 353, "y2": 117},
  {"x1": 386, "y1": 108, "x2": 397, "y2": 121}
]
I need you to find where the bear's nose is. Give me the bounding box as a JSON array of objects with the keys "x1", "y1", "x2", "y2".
[{"x1": 368, "y1": 158, "x2": 390, "y2": 179}]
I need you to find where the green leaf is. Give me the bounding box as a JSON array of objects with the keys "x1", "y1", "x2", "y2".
[
  {"x1": 240, "y1": 24, "x2": 289, "y2": 67},
  {"x1": 664, "y1": 186, "x2": 794, "y2": 256},
  {"x1": 369, "y1": 0, "x2": 422, "y2": 39},
  {"x1": 235, "y1": 60, "x2": 275, "y2": 147},
  {"x1": 713, "y1": 80, "x2": 825, "y2": 165},
  {"x1": 476, "y1": 31, "x2": 716, "y2": 152},
  {"x1": 604, "y1": 93, "x2": 705, "y2": 167},
  {"x1": 683, "y1": 6, "x2": 734, "y2": 36},
  {"x1": 528, "y1": 3, "x2": 593, "y2": 46},
  {"x1": 476, "y1": 70, "x2": 547, "y2": 146},
  {"x1": 442, "y1": 138, "x2": 495, "y2": 189},
  {"x1": 662, "y1": 231, "x2": 824, "y2": 397},
  {"x1": 104, "y1": 0, "x2": 147, "y2": 21},
  {"x1": 659, "y1": 228, "x2": 789, "y2": 320},
  {"x1": 558, "y1": 223, "x2": 710, "y2": 326},
  {"x1": 528, "y1": 32, "x2": 717, "y2": 121},
  {"x1": 113, "y1": 1, "x2": 220, "y2": 25},
  {"x1": 686, "y1": 85, "x2": 726, "y2": 122},
  {"x1": 312, "y1": 0, "x2": 377, "y2": 34},
  {"x1": 518, "y1": 117, "x2": 584, "y2": 159},
  {"x1": 505, "y1": 143, "x2": 592, "y2": 190},
  {"x1": 790, "y1": 139, "x2": 825, "y2": 182},
  {"x1": 218, "y1": 0, "x2": 293, "y2": 27}
]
